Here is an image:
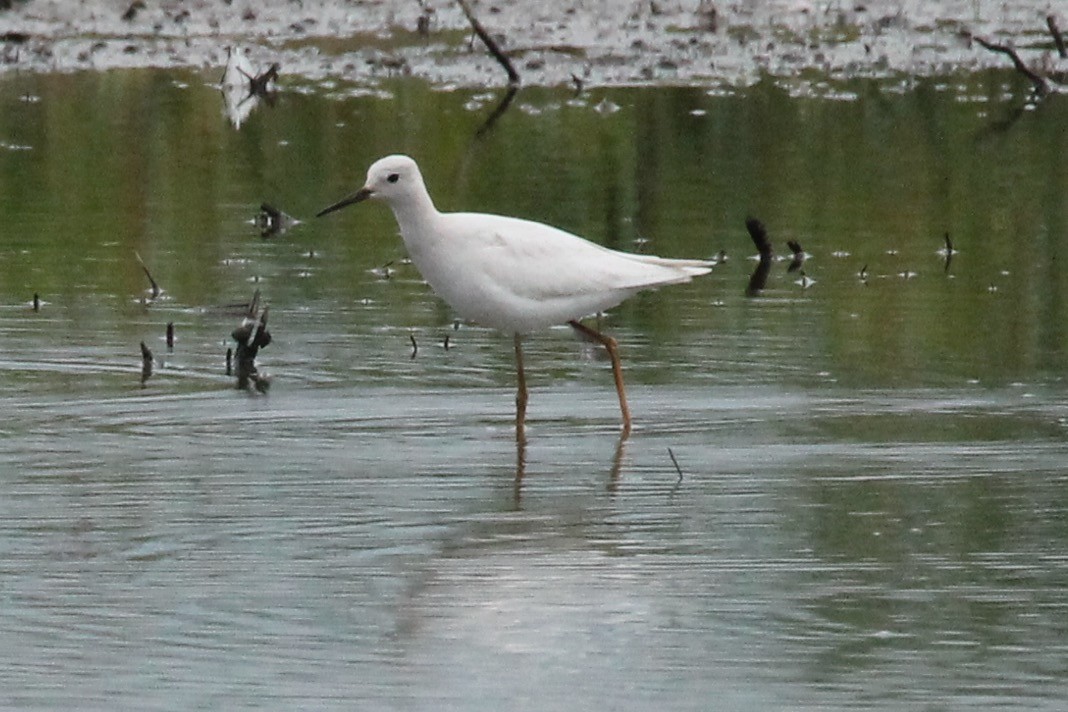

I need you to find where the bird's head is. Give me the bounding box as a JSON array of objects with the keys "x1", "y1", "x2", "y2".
[{"x1": 317, "y1": 154, "x2": 424, "y2": 217}]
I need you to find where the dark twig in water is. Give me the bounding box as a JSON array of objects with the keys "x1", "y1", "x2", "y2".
[
  {"x1": 249, "y1": 306, "x2": 268, "y2": 352},
  {"x1": 745, "y1": 217, "x2": 773, "y2": 296},
  {"x1": 967, "y1": 32, "x2": 1050, "y2": 97},
  {"x1": 166, "y1": 322, "x2": 174, "y2": 350},
  {"x1": 231, "y1": 291, "x2": 271, "y2": 392},
  {"x1": 1048, "y1": 15, "x2": 1067, "y2": 59},
  {"x1": 235, "y1": 60, "x2": 278, "y2": 97},
  {"x1": 410, "y1": 332, "x2": 418, "y2": 359},
  {"x1": 135, "y1": 251, "x2": 161, "y2": 299},
  {"x1": 667, "y1": 447, "x2": 684, "y2": 482},
  {"x1": 247, "y1": 62, "x2": 280, "y2": 98},
  {"x1": 259, "y1": 203, "x2": 282, "y2": 235},
  {"x1": 32, "y1": 292, "x2": 40, "y2": 312},
  {"x1": 140, "y1": 341, "x2": 153, "y2": 385},
  {"x1": 456, "y1": 0, "x2": 520, "y2": 87},
  {"x1": 257, "y1": 202, "x2": 289, "y2": 237},
  {"x1": 225, "y1": 346, "x2": 232, "y2": 376},
  {"x1": 245, "y1": 288, "x2": 261, "y2": 319},
  {"x1": 748, "y1": 218, "x2": 773, "y2": 260},
  {"x1": 371, "y1": 260, "x2": 396, "y2": 279},
  {"x1": 786, "y1": 239, "x2": 805, "y2": 273},
  {"x1": 941, "y1": 232, "x2": 955, "y2": 273}
]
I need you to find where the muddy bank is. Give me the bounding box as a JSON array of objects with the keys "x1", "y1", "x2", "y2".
[{"x1": 0, "y1": 1, "x2": 1064, "y2": 88}]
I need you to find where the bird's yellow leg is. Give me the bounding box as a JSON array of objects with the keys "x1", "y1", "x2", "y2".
[{"x1": 568, "y1": 320, "x2": 632, "y2": 438}]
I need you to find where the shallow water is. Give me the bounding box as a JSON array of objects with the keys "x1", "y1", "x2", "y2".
[{"x1": 1, "y1": 70, "x2": 1068, "y2": 710}]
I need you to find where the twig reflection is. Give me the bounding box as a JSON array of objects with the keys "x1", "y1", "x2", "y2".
[
  {"x1": 475, "y1": 85, "x2": 519, "y2": 139},
  {"x1": 745, "y1": 217, "x2": 773, "y2": 296}
]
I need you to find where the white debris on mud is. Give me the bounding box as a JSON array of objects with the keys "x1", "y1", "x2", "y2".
[{"x1": 0, "y1": 1, "x2": 1064, "y2": 87}]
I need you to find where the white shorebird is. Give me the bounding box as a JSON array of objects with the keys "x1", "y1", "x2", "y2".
[{"x1": 318, "y1": 155, "x2": 712, "y2": 440}]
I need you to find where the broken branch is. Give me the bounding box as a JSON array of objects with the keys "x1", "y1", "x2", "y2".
[
  {"x1": 1048, "y1": 15, "x2": 1067, "y2": 59},
  {"x1": 135, "y1": 251, "x2": 161, "y2": 299},
  {"x1": 456, "y1": 0, "x2": 520, "y2": 87},
  {"x1": 968, "y1": 32, "x2": 1050, "y2": 97},
  {"x1": 231, "y1": 290, "x2": 271, "y2": 392},
  {"x1": 140, "y1": 341, "x2": 153, "y2": 385}
]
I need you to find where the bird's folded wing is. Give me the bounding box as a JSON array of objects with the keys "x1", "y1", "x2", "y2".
[{"x1": 467, "y1": 215, "x2": 712, "y2": 301}]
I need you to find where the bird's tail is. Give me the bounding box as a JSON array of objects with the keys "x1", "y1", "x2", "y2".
[{"x1": 629, "y1": 254, "x2": 714, "y2": 282}]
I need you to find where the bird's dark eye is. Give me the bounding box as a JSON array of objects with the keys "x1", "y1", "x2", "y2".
[{"x1": 387, "y1": 173, "x2": 400, "y2": 184}]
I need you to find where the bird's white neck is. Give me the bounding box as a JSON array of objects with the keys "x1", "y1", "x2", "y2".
[{"x1": 387, "y1": 187, "x2": 440, "y2": 249}]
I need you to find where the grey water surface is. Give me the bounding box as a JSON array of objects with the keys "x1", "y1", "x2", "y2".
[{"x1": 1, "y1": 69, "x2": 1067, "y2": 710}]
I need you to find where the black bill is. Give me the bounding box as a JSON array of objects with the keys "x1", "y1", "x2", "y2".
[{"x1": 316, "y1": 187, "x2": 373, "y2": 217}]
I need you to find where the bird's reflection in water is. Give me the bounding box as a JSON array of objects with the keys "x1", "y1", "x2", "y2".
[
  {"x1": 220, "y1": 47, "x2": 279, "y2": 130},
  {"x1": 512, "y1": 431, "x2": 627, "y2": 505}
]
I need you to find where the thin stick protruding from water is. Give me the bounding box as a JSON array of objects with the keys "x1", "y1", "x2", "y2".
[
  {"x1": 667, "y1": 447, "x2": 684, "y2": 482},
  {"x1": 140, "y1": 341, "x2": 153, "y2": 385},
  {"x1": 135, "y1": 251, "x2": 161, "y2": 299},
  {"x1": 456, "y1": 0, "x2": 520, "y2": 87}
]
